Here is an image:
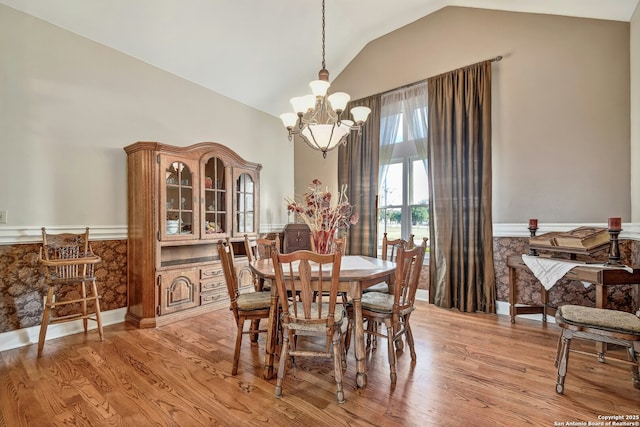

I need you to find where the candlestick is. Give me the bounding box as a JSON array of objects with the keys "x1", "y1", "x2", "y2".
[
  {"x1": 608, "y1": 217, "x2": 621, "y2": 231},
  {"x1": 607, "y1": 228, "x2": 621, "y2": 265},
  {"x1": 528, "y1": 221, "x2": 538, "y2": 256}
]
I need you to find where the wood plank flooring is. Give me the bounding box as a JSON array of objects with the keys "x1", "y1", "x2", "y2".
[{"x1": 1, "y1": 301, "x2": 639, "y2": 426}]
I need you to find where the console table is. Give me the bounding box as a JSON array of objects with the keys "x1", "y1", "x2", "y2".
[{"x1": 507, "y1": 255, "x2": 640, "y2": 324}]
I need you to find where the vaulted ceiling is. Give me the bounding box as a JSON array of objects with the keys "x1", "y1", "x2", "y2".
[{"x1": 2, "y1": 0, "x2": 638, "y2": 117}]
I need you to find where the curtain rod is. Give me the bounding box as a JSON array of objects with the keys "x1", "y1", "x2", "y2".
[{"x1": 357, "y1": 55, "x2": 503, "y2": 100}]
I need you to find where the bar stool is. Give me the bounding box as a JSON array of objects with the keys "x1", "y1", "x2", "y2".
[{"x1": 37, "y1": 227, "x2": 104, "y2": 357}]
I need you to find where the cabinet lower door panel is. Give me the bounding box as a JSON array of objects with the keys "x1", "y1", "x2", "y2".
[{"x1": 158, "y1": 270, "x2": 200, "y2": 315}]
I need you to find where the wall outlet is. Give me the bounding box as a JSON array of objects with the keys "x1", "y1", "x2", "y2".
[{"x1": 0, "y1": 210, "x2": 6, "y2": 224}]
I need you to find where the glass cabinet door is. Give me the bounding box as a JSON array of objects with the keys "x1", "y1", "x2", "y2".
[
  {"x1": 235, "y1": 172, "x2": 256, "y2": 235},
  {"x1": 202, "y1": 156, "x2": 227, "y2": 238},
  {"x1": 161, "y1": 157, "x2": 198, "y2": 239}
]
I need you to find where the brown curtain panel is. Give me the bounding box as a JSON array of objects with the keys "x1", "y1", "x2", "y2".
[
  {"x1": 338, "y1": 95, "x2": 381, "y2": 257},
  {"x1": 427, "y1": 61, "x2": 496, "y2": 313}
]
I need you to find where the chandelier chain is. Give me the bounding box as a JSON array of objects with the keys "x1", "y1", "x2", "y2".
[
  {"x1": 279, "y1": 0, "x2": 371, "y2": 158},
  {"x1": 321, "y1": 0, "x2": 326, "y2": 70}
]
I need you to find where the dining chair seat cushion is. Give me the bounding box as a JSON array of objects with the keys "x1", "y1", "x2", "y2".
[
  {"x1": 363, "y1": 282, "x2": 389, "y2": 294},
  {"x1": 557, "y1": 305, "x2": 640, "y2": 335},
  {"x1": 236, "y1": 292, "x2": 272, "y2": 311},
  {"x1": 361, "y1": 292, "x2": 416, "y2": 316},
  {"x1": 287, "y1": 303, "x2": 346, "y2": 331}
]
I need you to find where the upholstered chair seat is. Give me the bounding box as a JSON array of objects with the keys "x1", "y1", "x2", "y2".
[
  {"x1": 361, "y1": 291, "x2": 415, "y2": 316},
  {"x1": 554, "y1": 304, "x2": 640, "y2": 394}
]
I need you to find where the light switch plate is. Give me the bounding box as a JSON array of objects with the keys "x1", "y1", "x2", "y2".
[{"x1": 0, "y1": 210, "x2": 7, "y2": 224}]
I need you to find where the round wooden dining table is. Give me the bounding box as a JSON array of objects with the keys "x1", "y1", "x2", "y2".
[{"x1": 249, "y1": 255, "x2": 396, "y2": 389}]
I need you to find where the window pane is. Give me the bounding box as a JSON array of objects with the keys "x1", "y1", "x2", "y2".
[
  {"x1": 377, "y1": 207, "x2": 402, "y2": 255},
  {"x1": 411, "y1": 206, "x2": 429, "y2": 227},
  {"x1": 380, "y1": 163, "x2": 403, "y2": 206},
  {"x1": 411, "y1": 160, "x2": 428, "y2": 204}
]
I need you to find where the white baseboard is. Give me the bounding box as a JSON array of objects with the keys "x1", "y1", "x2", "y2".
[
  {"x1": 0, "y1": 308, "x2": 127, "y2": 352},
  {"x1": 496, "y1": 300, "x2": 555, "y2": 323},
  {"x1": 416, "y1": 294, "x2": 554, "y2": 323}
]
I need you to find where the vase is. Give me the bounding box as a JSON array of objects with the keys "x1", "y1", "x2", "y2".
[{"x1": 311, "y1": 230, "x2": 335, "y2": 254}]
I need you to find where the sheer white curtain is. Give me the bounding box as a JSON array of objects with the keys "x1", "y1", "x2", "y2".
[
  {"x1": 402, "y1": 82, "x2": 428, "y2": 172},
  {"x1": 379, "y1": 91, "x2": 402, "y2": 189},
  {"x1": 379, "y1": 83, "x2": 428, "y2": 188}
]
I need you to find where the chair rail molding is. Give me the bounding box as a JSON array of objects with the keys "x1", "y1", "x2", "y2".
[
  {"x1": 2, "y1": 223, "x2": 639, "y2": 245},
  {"x1": 0, "y1": 224, "x2": 287, "y2": 245},
  {"x1": 0, "y1": 225, "x2": 128, "y2": 245}
]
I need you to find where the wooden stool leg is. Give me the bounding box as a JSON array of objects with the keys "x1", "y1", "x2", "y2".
[
  {"x1": 628, "y1": 342, "x2": 639, "y2": 390},
  {"x1": 555, "y1": 330, "x2": 572, "y2": 394},
  {"x1": 81, "y1": 281, "x2": 88, "y2": 333},
  {"x1": 250, "y1": 319, "x2": 260, "y2": 342},
  {"x1": 91, "y1": 281, "x2": 104, "y2": 340},
  {"x1": 553, "y1": 333, "x2": 564, "y2": 368},
  {"x1": 38, "y1": 287, "x2": 55, "y2": 357}
]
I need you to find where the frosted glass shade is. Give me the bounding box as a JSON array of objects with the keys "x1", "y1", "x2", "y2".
[
  {"x1": 328, "y1": 92, "x2": 350, "y2": 112},
  {"x1": 340, "y1": 119, "x2": 354, "y2": 129},
  {"x1": 351, "y1": 106, "x2": 371, "y2": 124},
  {"x1": 280, "y1": 113, "x2": 298, "y2": 128},
  {"x1": 289, "y1": 96, "x2": 309, "y2": 114},
  {"x1": 309, "y1": 80, "x2": 330, "y2": 97},
  {"x1": 301, "y1": 123, "x2": 349, "y2": 152}
]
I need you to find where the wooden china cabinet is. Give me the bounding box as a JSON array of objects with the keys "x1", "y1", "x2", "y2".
[{"x1": 124, "y1": 142, "x2": 261, "y2": 328}]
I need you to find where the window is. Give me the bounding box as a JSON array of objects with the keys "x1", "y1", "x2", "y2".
[{"x1": 378, "y1": 83, "x2": 428, "y2": 256}]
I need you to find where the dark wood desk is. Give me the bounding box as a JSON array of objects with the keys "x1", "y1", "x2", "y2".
[
  {"x1": 507, "y1": 255, "x2": 640, "y2": 323},
  {"x1": 250, "y1": 255, "x2": 396, "y2": 389}
]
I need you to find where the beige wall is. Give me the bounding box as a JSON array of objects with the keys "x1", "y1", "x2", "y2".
[
  {"x1": 293, "y1": 137, "x2": 339, "y2": 198},
  {"x1": 0, "y1": 4, "x2": 292, "y2": 231},
  {"x1": 631, "y1": 3, "x2": 640, "y2": 222},
  {"x1": 297, "y1": 7, "x2": 632, "y2": 224}
]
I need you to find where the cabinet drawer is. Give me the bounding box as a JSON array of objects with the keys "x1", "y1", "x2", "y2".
[
  {"x1": 201, "y1": 279, "x2": 225, "y2": 293},
  {"x1": 201, "y1": 289, "x2": 227, "y2": 305},
  {"x1": 201, "y1": 266, "x2": 223, "y2": 279}
]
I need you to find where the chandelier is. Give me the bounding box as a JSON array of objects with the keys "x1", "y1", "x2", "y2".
[{"x1": 280, "y1": 0, "x2": 371, "y2": 159}]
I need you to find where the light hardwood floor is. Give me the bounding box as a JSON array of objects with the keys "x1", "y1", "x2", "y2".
[{"x1": 1, "y1": 301, "x2": 639, "y2": 426}]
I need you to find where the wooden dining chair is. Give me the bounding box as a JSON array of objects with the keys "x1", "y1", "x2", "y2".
[
  {"x1": 360, "y1": 242, "x2": 426, "y2": 384},
  {"x1": 244, "y1": 234, "x2": 279, "y2": 292},
  {"x1": 271, "y1": 241, "x2": 348, "y2": 403},
  {"x1": 218, "y1": 239, "x2": 272, "y2": 375},
  {"x1": 360, "y1": 236, "x2": 427, "y2": 351},
  {"x1": 38, "y1": 227, "x2": 103, "y2": 357},
  {"x1": 554, "y1": 304, "x2": 640, "y2": 394},
  {"x1": 363, "y1": 233, "x2": 414, "y2": 294}
]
